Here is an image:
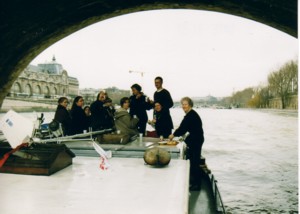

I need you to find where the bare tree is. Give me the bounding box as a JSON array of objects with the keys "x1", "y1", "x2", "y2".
[
  {"x1": 268, "y1": 60, "x2": 298, "y2": 109},
  {"x1": 248, "y1": 86, "x2": 270, "y2": 108}
]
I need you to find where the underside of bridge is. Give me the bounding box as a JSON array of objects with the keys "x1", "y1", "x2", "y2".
[{"x1": 0, "y1": 0, "x2": 297, "y2": 108}]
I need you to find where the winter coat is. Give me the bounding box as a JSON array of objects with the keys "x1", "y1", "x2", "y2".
[
  {"x1": 90, "y1": 100, "x2": 115, "y2": 130},
  {"x1": 114, "y1": 108, "x2": 139, "y2": 137},
  {"x1": 54, "y1": 105, "x2": 72, "y2": 135},
  {"x1": 153, "y1": 89, "x2": 174, "y2": 128},
  {"x1": 129, "y1": 94, "x2": 152, "y2": 134},
  {"x1": 173, "y1": 109, "x2": 204, "y2": 149},
  {"x1": 154, "y1": 109, "x2": 173, "y2": 138},
  {"x1": 71, "y1": 105, "x2": 89, "y2": 134}
]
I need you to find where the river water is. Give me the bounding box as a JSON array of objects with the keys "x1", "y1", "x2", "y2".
[
  {"x1": 0, "y1": 108, "x2": 298, "y2": 213},
  {"x1": 172, "y1": 108, "x2": 298, "y2": 214}
]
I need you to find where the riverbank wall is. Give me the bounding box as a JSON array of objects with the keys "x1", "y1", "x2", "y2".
[
  {"x1": 0, "y1": 97, "x2": 56, "y2": 113},
  {"x1": 269, "y1": 95, "x2": 298, "y2": 110}
]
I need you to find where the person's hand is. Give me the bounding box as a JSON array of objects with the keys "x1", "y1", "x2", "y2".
[
  {"x1": 168, "y1": 134, "x2": 174, "y2": 140},
  {"x1": 103, "y1": 102, "x2": 110, "y2": 107},
  {"x1": 148, "y1": 120, "x2": 155, "y2": 125}
]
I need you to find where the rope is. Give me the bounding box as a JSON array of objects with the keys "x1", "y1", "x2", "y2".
[{"x1": 0, "y1": 143, "x2": 29, "y2": 167}]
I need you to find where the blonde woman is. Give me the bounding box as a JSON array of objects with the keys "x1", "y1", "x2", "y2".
[{"x1": 169, "y1": 97, "x2": 204, "y2": 191}]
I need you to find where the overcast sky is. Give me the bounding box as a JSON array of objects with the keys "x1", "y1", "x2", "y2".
[{"x1": 31, "y1": 9, "x2": 298, "y2": 101}]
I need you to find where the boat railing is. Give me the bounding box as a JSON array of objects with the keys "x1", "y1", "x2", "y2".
[
  {"x1": 211, "y1": 174, "x2": 226, "y2": 213},
  {"x1": 33, "y1": 128, "x2": 113, "y2": 144}
]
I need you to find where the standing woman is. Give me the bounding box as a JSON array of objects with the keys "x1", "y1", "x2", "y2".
[
  {"x1": 148, "y1": 101, "x2": 173, "y2": 139},
  {"x1": 169, "y1": 97, "x2": 204, "y2": 191},
  {"x1": 129, "y1": 84, "x2": 152, "y2": 136},
  {"x1": 54, "y1": 97, "x2": 72, "y2": 136},
  {"x1": 83, "y1": 106, "x2": 92, "y2": 128},
  {"x1": 71, "y1": 96, "x2": 89, "y2": 134}
]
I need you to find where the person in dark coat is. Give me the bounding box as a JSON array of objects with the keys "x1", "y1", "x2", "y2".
[
  {"x1": 103, "y1": 97, "x2": 116, "y2": 122},
  {"x1": 90, "y1": 91, "x2": 115, "y2": 131},
  {"x1": 153, "y1": 76, "x2": 174, "y2": 129},
  {"x1": 148, "y1": 101, "x2": 173, "y2": 139},
  {"x1": 54, "y1": 97, "x2": 72, "y2": 136},
  {"x1": 83, "y1": 105, "x2": 92, "y2": 128},
  {"x1": 71, "y1": 96, "x2": 89, "y2": 134},
  {"x1": 129, "y1": 84, "x2": 152, "y2": 136},
  {"x1": 169, "y1": 97, "x2": 204, "y2": 191}
]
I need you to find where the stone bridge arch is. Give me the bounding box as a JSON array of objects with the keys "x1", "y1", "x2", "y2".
[{"x1": 0, "y1": 0, "x2": 297, "y2": 108}]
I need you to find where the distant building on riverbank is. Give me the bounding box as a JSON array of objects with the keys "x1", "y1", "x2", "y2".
[
  {"x1": 80, "y1": 87, "x2": 130, "y2": 105},
  {"x1": 8, "y1": 56, "x2": 79, "y2": 99}
]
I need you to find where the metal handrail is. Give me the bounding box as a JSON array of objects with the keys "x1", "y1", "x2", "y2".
[
  {"x1": 33, "y1": 128, "x2": 113, "y2": 144},
  {"x1": 211, "y1": 174, "x2": 226, "y2": 213}
]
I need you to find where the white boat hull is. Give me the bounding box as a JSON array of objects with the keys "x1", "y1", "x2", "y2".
[{"x1": 0, "y1": 156, "x2": 190, "y2": 214}]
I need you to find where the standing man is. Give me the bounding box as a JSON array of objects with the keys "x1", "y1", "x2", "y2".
[
  {"x1": 153, "y1": 76, "x2": 174, "y2": 130},
  {"x1": 129, "y1": 84, "x2": 152, "y2": 136}
]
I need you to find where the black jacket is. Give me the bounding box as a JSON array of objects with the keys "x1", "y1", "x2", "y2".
[
  {"x1": 90, "y1": 100, "x2": 114, "y2": 130},
  {"x1": 173, "y1": 109, "x2": 204, "y2": 148},
  {"x1": 153, "y1": 89, "x2": 174, "y2": 128},
  {"x1": 154, "y1": 109, "x2": 173, "y2": 138},
  {"x1": 71, "y1": 105, "x2": 89, "y2": 134},
  {"x1": 129, "y1": 94, "x2": 152, "y2": 123},
  {"x1": 54, "y1": 105, "x2": 72, "y2": 135},
  {"x1": 154, "y1": 89, "x2": 174, "y2": 110}
]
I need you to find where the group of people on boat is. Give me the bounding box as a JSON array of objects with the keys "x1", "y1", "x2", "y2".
[
  {"x1": 53, "y1": 76, "x2": 175, "y2": 139},
  {"x1": 53, "y1": 96, "x2": 89, "y2": 136},
  {"x1": 53, "y1": 76, "x2": 204, "y2": 190}
]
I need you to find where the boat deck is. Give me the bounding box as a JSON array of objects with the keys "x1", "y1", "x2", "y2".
[
  {"x1": 54, "y1": 138, "x2": 223, "y2": 213},
  {"x1": 0, "y1": 156, "x2": 190, "y2": 214},
  {"x1": 0, "y1": 134, "x2": 225, "y2": 213},
  {"x1": 64, "y1": 136, "x2": 185, "y2": 159},
  {"x1": 189, "y1": 174, "x2": 217, "y2": 213}
]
